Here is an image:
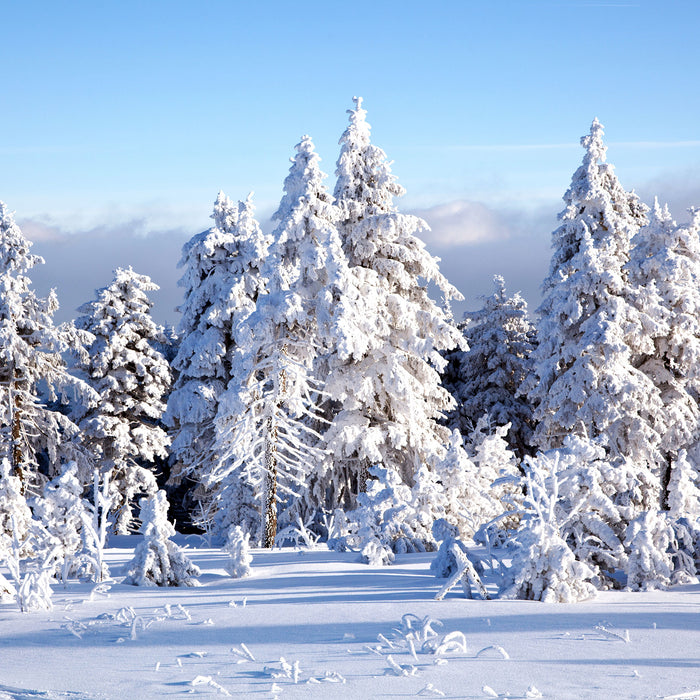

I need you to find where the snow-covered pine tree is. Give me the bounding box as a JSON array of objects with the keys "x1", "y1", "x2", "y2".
[
  {"x1": 443, "y1": 275, "x2": 536, "y2": 457},
  {"x1": 0, "y1": 202, "x2": 98, "y2": 492},
  {"x1": 31, "y1": 461, "x2": 87, "y2": 582},
  {"x1": 124, "y1": 490, "x2": 200, "y2": 587},
  {"x1": 434, "y1": 429, "x2": 504, "y2": 540},
  {"x1": 74, "y1": 267, "x2": 171, "y2": 533},
  {"x1": 213, "y1": 135, "x2": 362, "y2": 547},
  {"x1": 165, "y1": 193, "x2": 271, "y2": 528},
  {"x1": 327, "y1": 97, "x2": 464, "y2": 498},
  {"x1": 224, "y1": 525, "x2": 252, "y2": 578},
  {"x1": 526, "y1": 120, "x2": 663, "y2": 495},
  {"x1": 626, "y1": 202, "x2": 700, "y2": 504}
]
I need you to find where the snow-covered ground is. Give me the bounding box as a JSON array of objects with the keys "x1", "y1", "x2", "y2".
[{"x1": 1, "y1": 539, "x2": 699, "y2": 700}]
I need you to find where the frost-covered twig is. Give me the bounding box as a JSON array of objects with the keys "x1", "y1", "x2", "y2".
[
  {"x1": 593, "y1": 624, "x2": 630, "y2": 643},
  {"x1": 189, "y1": 675, "x2": 231, "y2": 696}
]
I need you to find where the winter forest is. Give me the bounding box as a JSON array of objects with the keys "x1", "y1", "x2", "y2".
[{"x1": 4, "y1": 96, "x2": 700, "y2": 615}]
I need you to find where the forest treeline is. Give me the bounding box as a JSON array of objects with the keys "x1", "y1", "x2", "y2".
[{"x1": 2, "y1": 100, "x2": 700, "y2": 606}]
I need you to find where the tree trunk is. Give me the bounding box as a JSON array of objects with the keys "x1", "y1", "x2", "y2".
[
  {"x1": 262, "y1": 416, "x2": 278, "y2": 548},
  {"x1": 9, "y1": 373, "x2": 25, "y2": 493}
]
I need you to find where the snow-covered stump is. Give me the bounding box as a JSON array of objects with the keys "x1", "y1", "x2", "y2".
[
  {"x1": 124, "y1": 491, "x2": 200, "y2": 587},
  {"x1": 224, "y1": 526, "x2": 252, "y2": 578}
]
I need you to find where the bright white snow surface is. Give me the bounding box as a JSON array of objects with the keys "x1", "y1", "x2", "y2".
[{"x1": 1, "y1": 539, "x2": 699, "y2": 699}]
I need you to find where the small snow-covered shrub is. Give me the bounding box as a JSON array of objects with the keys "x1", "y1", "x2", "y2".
[
  {"x1": 32, "y1": 462, "x2": 87, "y2": 582},
  {"x1": 344, "y1": 465, "x2": 430, "y2": 564},
  {"x1": 430, "y1": 519, "x2": 463, "y2": 579},
  {"x1": 625, "y1": 510, "x2": 675, "y2": 591},
  {"x1": 224, "y1": 526, "x2": 252, "y2": 578},
  {"x1": 501, "y1": 451, "x2": 596, "y2": 603},
  {"x1": 74, "y1": 469, "x2": 112, "y2": 583},
  {"x1": 124, "y1": 491, "x2": 200, "y2": 587},
  {"x1": 667, "y1": 449, "x2": 700, "y2": 523}
]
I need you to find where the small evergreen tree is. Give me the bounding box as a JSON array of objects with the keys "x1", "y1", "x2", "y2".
[
  {"x1": 124, "y1": 490, "x2": 200, "y2": 587},
  {"x1": 224, "y1": 525, "x2": 252, "y2": 578},
  {"x1": 32, "y1": 461, "x2": 87, "y2": 582},
  {"x1": 501, "y1": 449, "x2": 597, "y2": 603},
  {"x1": 75, "y1": 267, "x2": 171, "y2": 533},
  {"x1": 443, "y1": 275, "x2": 536, "y2": 457}
]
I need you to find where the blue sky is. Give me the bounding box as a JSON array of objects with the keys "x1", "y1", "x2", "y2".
[{"x1": 2, "y1": 0, "x2": 700, "y2": 323}]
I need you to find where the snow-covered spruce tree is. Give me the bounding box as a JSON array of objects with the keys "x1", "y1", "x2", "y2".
[
  {"x1": 0, "y1": 202, "x2": 97, "y2": 492},
  {"x1": 526, "y1": 120, "x2": 663, "y2": 503},
  {"x1": 327, "y1": 97, "x2": 464, "y2": 499},
  {"x1": 31, "y1": 461, "x2": 87, "y2": 582},
  {"x1": 443, "y1": 275, "x2": 536, "y2": 457},
  {"x1": 213, "y1": 135, "x2": 365, "y2": 548},
  {"x1": 124, "y1": 490, "x2": 200, "y2": 587},
  {"x1": 501, "y1": 449, "x2": 597, "y2": 603},
  {"x1": 74, "y1": 267, "x2": 171, "y2": 534},
  {"x1": 224, "y1": 525, "x2": 252, "y2": 578},
  {"x1": 165, "y1": 193, "x2": 271, "y2": 527},
  {"x1": 626, "y1": 202, "x2": 700, "y2": 503},
  {"x1": 434, "y1": 429, "x2": 506, "y2": 540},
  {"x1": 464, "y1": 417, "x2": 522, "y2": 532}
]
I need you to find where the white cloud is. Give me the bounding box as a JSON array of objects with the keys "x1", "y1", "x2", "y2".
[{"x1": 411, "y1": 200, "x2": 511, "y2": 246}]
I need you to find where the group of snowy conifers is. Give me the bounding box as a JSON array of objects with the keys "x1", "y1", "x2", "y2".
[{"x1": 2, "y1": 99, "x2": 700, "y2": 609}]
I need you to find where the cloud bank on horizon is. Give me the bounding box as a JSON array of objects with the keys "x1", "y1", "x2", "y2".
[{"x1": 23, "y1": 158, "x2": 700, "y2": 329}]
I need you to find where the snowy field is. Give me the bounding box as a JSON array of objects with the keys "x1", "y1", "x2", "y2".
[{"x1": 1, "y1": 540, "x2": 699, "y2": 700}]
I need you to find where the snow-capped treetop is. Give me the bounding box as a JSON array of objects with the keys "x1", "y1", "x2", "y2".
[
  {"x1": 629, "y1": 201, "x2": 700, "y2": 395},
  {"x1": 0, "y1": 202, "x2": 44, "y2": 277},
  {"x1": 76, "y1": 266, "x2": 171, "y2": 424},
  {"x1": 334, "y1": 96, "x2": 405, "y2": 228},
  {"x1": 543, "y1": 118, "x2": 648, "y2": 300},
  {"x1": 241, "y1": 134, "x2": 365, "y2": 380},
  {"x1": 211, "y1": 190, "x2": 237, "y2": 233},
  {"x1": 174, "y1": 192, "x2": 271, "y2": 353}
]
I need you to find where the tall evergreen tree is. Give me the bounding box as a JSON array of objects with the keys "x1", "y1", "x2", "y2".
[
  {"x1": 0, "y1": 202, "x2": 97, "y2": 492},
  {"x1": 327, "y1": 97, "x2": 464, "y2": 495},
  {"x1": 213, "y1": 135, "x2": 361, "y2": 547},
  {"x1": 526, "y1": 120, "x2": 663, "y2": 486},
  {"x1": 75, "y1": 267, "x2": 171, "y2": 533},
  {"x1": 165, "y1": 193, "x2": 270, "y2": 516},
  {"x1": 627, "y1": 202, "x2": 700, "y2": 502},
  {"x1": 443, "y1": 275, "x2": 536, "y2": 457}
]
